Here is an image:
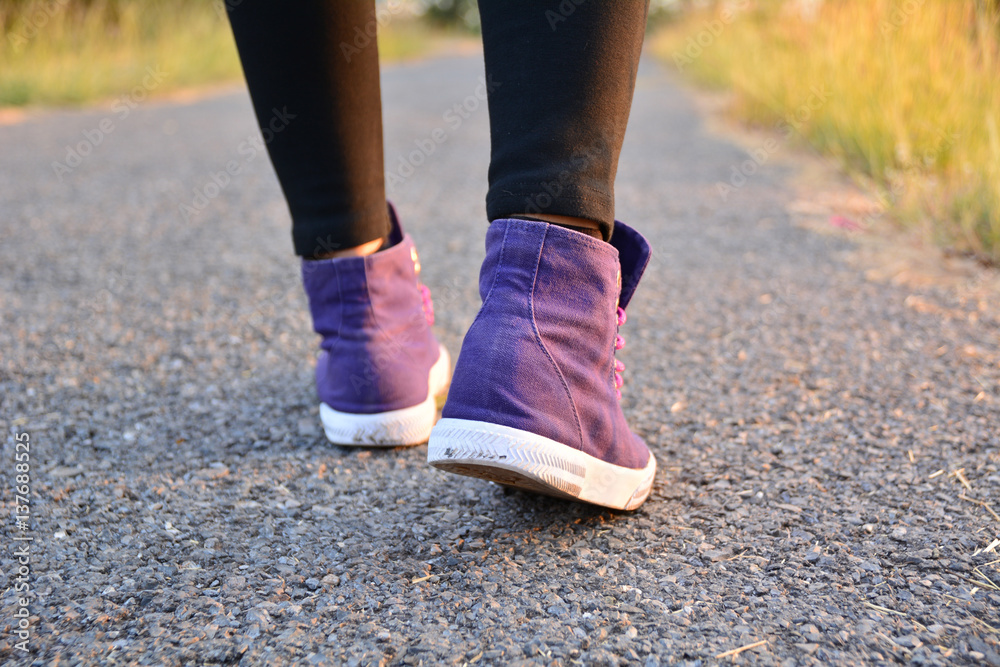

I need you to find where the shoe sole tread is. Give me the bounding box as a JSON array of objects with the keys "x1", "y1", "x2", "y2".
[{"x1": 428, "y1": 417, "x2": 655, "y2": 510}]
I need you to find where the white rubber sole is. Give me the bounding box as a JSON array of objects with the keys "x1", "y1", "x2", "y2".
[
  {"x1": 427, "y1": 418, "x2": 656, "y2": 510},
  {"x1": 320, "y1": 345, "x2": 450, "y2": 447}
]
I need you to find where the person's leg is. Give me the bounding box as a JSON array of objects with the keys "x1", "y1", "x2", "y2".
[
  {"x1": 225, "y1": 2, "x2": 449, "y2": 445},
  {"x1": 477, "y1": 0, "x2": 650, "y2": 242},
  {"x1": 226, "y1": 1, "x2": 389, "y2": 258},
  {"x1": 429, "y1": 1, "x2": 655, "y2": 510}
]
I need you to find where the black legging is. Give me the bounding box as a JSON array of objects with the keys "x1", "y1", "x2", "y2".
[{"x1": 226, "y1": 1, "x2": 649, "y2": 256}]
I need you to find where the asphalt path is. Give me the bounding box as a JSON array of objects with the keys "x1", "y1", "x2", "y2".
[{"x1": 1, "y1": 54, "x2": 998, "y2": 666}]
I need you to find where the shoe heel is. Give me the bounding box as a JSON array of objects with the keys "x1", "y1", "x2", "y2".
[{"x1": 321, "y1": 346, "x2": 450, "y2": 447}]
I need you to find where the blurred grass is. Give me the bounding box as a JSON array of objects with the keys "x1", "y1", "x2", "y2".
[
  {"x1": 0, "y1": 0, "x2": 436, "y2": 108},
  {"x1": 651, "y1": 0, "x2": 1000, "y2": 263}
]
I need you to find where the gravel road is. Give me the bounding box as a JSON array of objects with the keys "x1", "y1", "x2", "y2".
[{"x1": 1, "y1": 54, "x2": 998, "y2": 666}]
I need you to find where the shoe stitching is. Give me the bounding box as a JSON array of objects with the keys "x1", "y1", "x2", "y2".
[
  {"x1": 330, "y1": 261, "x2": 345, "y2": 362},
  {"x1": 363, "y1": 238, "x2": 429, "y2": 406},
  {"x1": 475, "y1": 221, "x2": 508, "y2": 317},
  {"x1": 528, "y1": 223, "x2": 586, "y2": 454}
]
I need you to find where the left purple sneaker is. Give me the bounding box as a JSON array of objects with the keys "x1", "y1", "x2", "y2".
[{"x1": 302, "y1": 206, "x2": 450, "y2": 446}]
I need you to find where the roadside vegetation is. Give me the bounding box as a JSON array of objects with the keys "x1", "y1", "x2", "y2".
[
  {"x1": 651, "y1": 0, "x2": 1000, "y2": 263},
  {"x1": 6, "y1": 0, "x2": 997, "y2": 261},
  {"x1": 0, "y1": 0, "x2": 446, "y2": 108}
]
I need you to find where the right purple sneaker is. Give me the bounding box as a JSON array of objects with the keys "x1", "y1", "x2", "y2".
[{"x1": 428, "y1": 218, "x2": 656, "y2": 510}]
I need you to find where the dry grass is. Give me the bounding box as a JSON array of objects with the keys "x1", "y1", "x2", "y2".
[
  {"x1": 0, "y1": 0, "x2": 242, "y2": 106},
  {"x1": 0, "y1": 0, "x2": 435, "y2": 108},
  {"x1": 651, "y1": 0, "x2": 1000, "y2": 262}
]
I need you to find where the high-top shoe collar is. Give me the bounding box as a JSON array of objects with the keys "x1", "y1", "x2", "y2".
[
  {"x1": 302, "y1": 202, "x2": 407, "y2": 267},
  {"x1": 386, "y1": 202, "x2": 405, "y2": 247},
  {"x1": 610, "y1": 221, "x2": 651, "y2": 310}
]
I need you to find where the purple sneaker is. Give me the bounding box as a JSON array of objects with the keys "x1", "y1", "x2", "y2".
[
  {"x1": 302, "y1": 206, "x2": 450, "y2": 446},
  {"x1": 428, "y1": 218, "x2": 656, "y2": 510}
]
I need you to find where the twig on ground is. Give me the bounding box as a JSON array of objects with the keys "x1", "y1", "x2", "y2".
[
  {"x1": 950, "y1": 468, "x2": 972, "y2": 491},
  {"x1": 863, "y1": 601, "x2": 907, "y2": 616},
  {"x1": 958, "y1": 495, "x2": 1000, "y2": 523},
  {"x1": 973, "y1": 566, "x2": 1000, "y2": 591},
  {"x1": 971, "y1": 617, "x2": 1000, "y2": 634},
  {"x1": 957, "y1": 574, "x2": 996, "y2": 592},
  {"x1": 715, "y1": 639, "x2": 768, "y2": 659},
  {"x1": 974, "y1": 538, "x2": 1000, "y2": 556},
  {"x1": 874, "y1": 632, "x2": 911, "y2": 653}
]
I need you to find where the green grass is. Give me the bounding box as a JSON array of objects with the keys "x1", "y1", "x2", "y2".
[
  {"x1": 0, "y1": 0, "x2": 439, "y2": 109},
  {"x1": 651, "y1": 0, "x2": 1000, "y2": 263}
]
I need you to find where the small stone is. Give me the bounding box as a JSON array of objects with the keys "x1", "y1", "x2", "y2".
[
  {"x1": 926, "y1": 624, "x2": 946, "y2": 636},
  {"x1": 305, "y1": 578, "x2": 320, "y2": 591},
  {"x1": 891, "y1": 527, "x2": 907, "y2": 541},
  {"x1": 297, "y1": 419, "x2": 319, "y2": 437}
]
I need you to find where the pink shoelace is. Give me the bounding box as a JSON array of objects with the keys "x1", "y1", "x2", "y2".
[
  {"x1": 615, "y1": 306, "x2": 626, "y2": 400},
  {"x1": 419, "y1": 283, "x2": 435, "y2": 326}
]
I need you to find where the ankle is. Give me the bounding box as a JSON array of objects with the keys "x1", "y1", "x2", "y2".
[
  {"x1": 512, "y1": 213, "x2": 606, "y2": 241},
  {"x1": 308, "y1": 236, "x2": 386, "y2": 260}
]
